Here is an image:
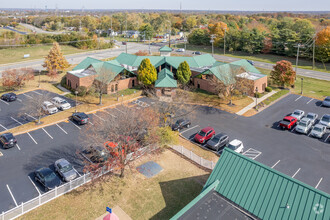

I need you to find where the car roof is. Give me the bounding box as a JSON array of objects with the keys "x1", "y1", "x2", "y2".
[
  {"x1": 52, "y1": 96, "x2": 64, "y2": 101},
  {"x1": 55, "y1": 158, "x2": 70, "y2": 166},
  {"x1": 314, "y1": 124, "x2": 326, "y2": 128},
  {"x1": 293, "y1": 109, "x2": 303, "y2": 113},
  {"x1": 284, "y1": 116, "x2": 296, "y2": 120},
  {"x1": 306, "y1": 112, "x2": 317, "y2": 116},
  {"x1": 37, "y1": 167, "x2": 53, "y2": 175},
  {"x1": 300, "y1": 118, "x2": 310, "y2": 123},
  {"x1": 43, "y1": 101, "x2": 53, "y2": 105},
  {"x1": 229, "y1": 139, "x2": 242, "y2": 146},
  {"x1": 75, "y1": 112, "x2": 88, "y2": 117},
  {"x1": 201, "y1": 127, "x2": 214, "y2": 132}
]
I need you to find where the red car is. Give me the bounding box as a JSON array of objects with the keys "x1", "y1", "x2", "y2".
[
  {"x1": 279, "y1": 116, "x2": 297, "y2": 130},
  {"x1": 194, "y1": 127, "x2": 215, "y2": 144}
]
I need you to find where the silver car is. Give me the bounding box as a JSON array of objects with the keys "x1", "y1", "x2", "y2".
[
  {"x1": 303, "y1": 112, "x2": 318, "y2": 125},
  {"x1": 295, "y1": 118, "x2": 312, "y2": 134},
  {"x1": 322, "y1": 96, "x2": 330, "y2": 107},
  {"x1": 290, "y1": 109, "x2": 305, "y2": 121},
  {"x1": 319, "y1": 114, "x2": 330, "y2": 128},
  {"x1": 310, "y1": 124, "x2": 327, "y2": 139},
  {"x1": 54, "y1": 159, "x2": 77, "y2": 182}
]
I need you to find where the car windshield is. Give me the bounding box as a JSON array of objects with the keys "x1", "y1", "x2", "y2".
[
  {"x1": 44, "y1": 172, "x2": 56, "y2": 182},
  {"x1": 313, "y1": 127, "x2": 322, "y2": 132},
  {"x1": 325, "y1": 98, "x2": 330, "y2": 101},
  {"x1": 293, "y1": 111, "x2": 300, "y2": 115},
  {"x1": 298, "y1": 121, "x2": 307, "y2": 127},
  {"x1": 60, "y1": 100, "x2": 68, "y2": 104},
  {"x1": 5, "y1": 134, "x2": 14, "y2": 140},
  {"x1": 307, "y1": 115, "x2": 314, "y2": 119},
  {"x1": 227, "y1": 144, "x2": 237, "y2": 150},
  {"x1": 212, "y1": 137, "x2": 220, "y2": 142},
  {"x1": 48, "y1": 104, "x2": 56, "y2": 108},
  {"x1": 198, "y1": 130, "x2": 206, "y2": 136},
  {"x1": 60, "y1": 164, "x2": 73, "y2": 173},
  {"x1": 322, "y1": 116, "x2": 330, "y2": 122}
]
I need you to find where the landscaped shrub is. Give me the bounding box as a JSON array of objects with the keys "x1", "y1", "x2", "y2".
[
  {"x1": 265, "y1": 86, "x2": 272, "y2": 92},
  {"x1": 76, "y1": 86, "x2": 87, "y2": 96}
]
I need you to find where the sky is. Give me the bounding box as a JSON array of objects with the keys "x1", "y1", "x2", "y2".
[{"x1": 1, "y1": 0, "x2": 330, "y2": 11}]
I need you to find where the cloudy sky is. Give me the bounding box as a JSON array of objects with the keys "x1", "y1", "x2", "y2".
[{"x1": 2, "y1": 0, "x2": 330, "y2": 11}]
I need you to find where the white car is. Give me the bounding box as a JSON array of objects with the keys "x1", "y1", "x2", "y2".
[
  {"x1": 319, "y1": 114, "x2": 330, "y2": 128},
  {"x1": 176, "y1": 48, "x2": 185, "y2": 52},
  {"x1": 42, "y1": 101, "x2": 58, "y2": 114},
  {"x1": 310, "y1": 124, "x2": 327, "y2": 139},
  {"x1": 290, "y1": 109, "x2": 305, "y2": 121},
  {"x1": 227, "y1": 139, "x2": 244, "y2": 153},
  {"x1": 161, "y1": 40, "x2": 167, "y2": 43},
  {"x1": 295, "y1": 118, "x2": 312, "y2": 134},
  {"x1": 52, "y1": 97, "x2": 71, "y2": 110}
]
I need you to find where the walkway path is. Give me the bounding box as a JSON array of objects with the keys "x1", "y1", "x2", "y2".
[
  {"x1": 56, "y1": 84, "x2": 71, "y2": 95},
  {"x1": 236, "y1": 90, "x2": 277, "y2": 115}
]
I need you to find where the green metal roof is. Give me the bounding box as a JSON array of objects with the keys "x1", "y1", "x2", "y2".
[
  {"x1": 155, "y1": 68, "x2": 177, "y2": 88},
  {"x1": 159, "y1": 46, "x2": 172, "y2": 52},
  {"x1": 92, "y1": 62, "x2": 126, "y2": 83},
  {"x1": 199, "y1": 148, "x2": 329, "y2": 220},
  {"x1": 231, "y1": 59, "x2": 262, "y2": 74},
  {"x1": 73, "y1": 57, "x2": 102, "y2": 71},
  {"x1": 201, "y1": 63, "x2": 243, "y2": 85}
]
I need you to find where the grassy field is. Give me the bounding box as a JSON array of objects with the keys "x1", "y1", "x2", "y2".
[
  {"x1": 176, "y1": 43, "x2": 330, "y2": 73},
  {"x1": 19, "y1": 149, "x2": 210, "y2": 220},
  {"x1": 257, "y1": 68, "x2": 330, "y2": 100},
  {"x1": 0, "y1": 45, "x2": 90, "y2": 64}
]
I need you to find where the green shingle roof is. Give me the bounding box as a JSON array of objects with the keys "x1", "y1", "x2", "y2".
[
  {"x1": 231, "y1": 59, "x2": 262, "y2": 74},
  {"x1": 173, "y1": 148, "x2": 330, "y2": 220},
  {"x1": 202, "y1": 63, "x2": 242, "y2": 85},
  {"x1": 73, "y1": 57, "x2": 102, "y2": 71},
  {"x1": 92, "y1": 62, "x2": 126, "y2": 83},
  {"x1": 155, "y1": 68, "x2": 177, "y2": 88},
  {"x1": 159, "y1": 46, "x2": 172, "y2": 52}
]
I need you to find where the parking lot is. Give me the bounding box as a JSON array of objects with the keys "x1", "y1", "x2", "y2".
[
  {"x1": 178, "y1": 94, "x2": 330, "y2": 194},
  {"x1": 0, "y1": 100, "x2": 144, "y2": 213},
  {"x1": 0, "y1": 89, "x2": 75, "y2": 132}
]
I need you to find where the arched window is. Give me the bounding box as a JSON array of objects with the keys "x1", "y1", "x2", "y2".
[
  {"x1": 115, "y1": 84, "x2": 118, "y2": 91},
  {"x1": 111, "y1": 85, "x2": 114, "y2": 92}
]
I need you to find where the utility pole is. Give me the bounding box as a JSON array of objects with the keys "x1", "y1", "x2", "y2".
[
  {"x1": 295, "y1": 43, "x2": 301, "y2": 80},
  {"x1": 149, "y1": 36, "x2": 151, "y2": 54},
  {"x1": 184, "y1": 36, "x2": 187, "y2": 51},
  {"x1": 224, "y1": 27, "x2": 227, "y2": 55},
  {"x1": 210, "y1": 34, "x2": 216, "y2": 57},
  {"x1": 312, "y1": 38, "x2": 315, "y2": 70},
  {"x1": 110, "y1": 15, "x2": 113, "y2": 42}
]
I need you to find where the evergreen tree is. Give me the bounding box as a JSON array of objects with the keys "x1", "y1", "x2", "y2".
[
  {"x1": 43, "y1": 42, "x2": 69, "y2": 73},
  {"x1": 177, "y1": 61, "x2": 191, "y2": 85},
  {"x1": 137, "y1": 58, "x2": 157, "y2": 86}
]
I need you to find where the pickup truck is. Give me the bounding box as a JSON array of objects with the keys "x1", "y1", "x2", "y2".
[{"x1": 279, "y1": 116, "x2": 297, "y2": 130}]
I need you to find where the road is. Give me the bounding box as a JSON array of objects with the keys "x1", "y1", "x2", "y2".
[
  {"x1": 0, "y1": 42, "x2": 329, "y2": 81},
  {"x1": 19, "y1": 23, "x2": 63, "y2": 35}
]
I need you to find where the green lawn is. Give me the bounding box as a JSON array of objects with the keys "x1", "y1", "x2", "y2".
[
  {"x1": 0, "y1": 45, "x2": 90, "y2": 64},
  {"x1": 176, "y1": 43, "x2": 330, "y2": 73},
  {"x1": 257, "y1": 68, "x2": 330, "y2": 100}
]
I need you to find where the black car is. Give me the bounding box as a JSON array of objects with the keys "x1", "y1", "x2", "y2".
[
  {"x1": 206, "y1": 133, "x2": 229, "y2": 151},
  {"x1": 0, "y1": 133, "x2": 17, "y2": 149},
  {"x1": 1, "y1": 93, "x2": 17, "y2": 102},
  {"x1": 193, "y1": 51, "x2": 202, "y2": 55},
  {"x1": 247, "y1": 60, "x2": 255, "y2": 66},
  {"x1": 72, "y1": 112, "x2": 89, "y2": 125},
  {"x1": 34, "y1": 167, "x2": 61, "y2": 191},
  {"x1": 172, "y1": 119, "x2": 191, "y2": 131}
]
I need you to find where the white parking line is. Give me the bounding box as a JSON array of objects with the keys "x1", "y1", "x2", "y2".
[
  {"x1": 271, "y1": 160, "x2": 281, "y2": 168},
  {"x1": 28, "y1": 176, "x2": 41, "y2": 195},
  {"x1": 69, "y1": 120, "x2": 81, "y2": 130},
  {"x1": 93, "y1": 113, "x2": 105, "y2": 121},
  {"x1": 31, "y1": 90, "x2": 42, "y2": 95},
  {"x1": 292, "y1": 168, "x2": 301, "y2": 178},
  {"x1": 242, "y1": 148, "x2": 262, "y2": 160},
  {"x1": 114, "y1": 107, "x2": 124, "y2": 114},
  {"x1": 42, "y1": 128, "x2": 53, "y2": 139},
  {"x1": 180, "y1": 125, "x2": 200, "y2": 134},
  {"x1": 295, "y1": 96, "x2": 302, "y2": 101},
  {"x1": 6, "y1": 184, "x2": 18, "y2": 206},
  {"x1": 291, "y1": 128, "x2": 295, "y2": 133},
  {"x1": 0, "y1": 124, "x2": 8, "y2": 131},
  {"x1": 11, "y1": 117, "x2": 23, "y2": 125},
  {"x1": 315, "y1": 178, "x2": 323, "y2": 189},
  {"x1": 17, "y1": 98, "x2": 22, "y2": 102},
  {"x1": 325, "y1": 134, "x2": 330, "y2": 143},
  {"x1": 23, "y1": 93, "x2": 33, "y2": 99},
  {"x1": 73, "y1": 167, "x2": 82, "y2": 177},
  {"x1": 0, "y1": 99, "x2": 9, "y2": 105},
  {"x1": 103, "y1": 110, "x2": 117, "y2": 118},
  {"x1": 89, "y1": 121, "x2": 94, "y2": 126},
  {"x1": 307, "y1": 98, "x2": 314, "y2": 104},
  {"x1": 25, "y1": 113, "x2": 37, "y2": 120},
  {"x1": 16, "y1": 144, "x2": 21, "y2": 150},
  {"x1": 27, "y1": 132, "x2": 38, "y2": 144},
  {"x1": 56, "y1": 124, "x2": 68, "y2": 134}
]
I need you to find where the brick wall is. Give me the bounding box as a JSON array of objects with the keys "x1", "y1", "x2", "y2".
[
  {"x1": 193, "y1": 77, "x2": 217, "y2": 93},
  {"x1": 106, "y1": 77, "x2": 138, "y2": 94},
  {"x1": 253, "y1": 76, "x2": 268, "y2": 93},
  {"x1": 66, "y1": 73, "x2": 96, "y2": 90}
]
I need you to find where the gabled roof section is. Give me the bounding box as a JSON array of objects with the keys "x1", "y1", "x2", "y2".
[
  {"x1": 202, "y1": 148, "x2": 330, "y2": 220},
  {"x1": 155, "y1": 68, "x2": 177, "y2": 88},
  {"x1": 92, "y1": 62, "x2": 126, "y2": 83},
  {"x1": 73, "y1": 57, "x2": 102, "y2": 71},
  {"x1": 193, "y1": 54, "x2": 217, "y2": 67},
  {"x1": 115, "y1": 53, "x2": 138, "y2": 66},
  {"x1": 202, "y1": 63, "x2": 243, "y2": 85},
  {"x1": 230, "y1": 59, "x2": 262, "y2": 74},
  {"x1": 159, "y1": 46, "x2": 172, "y2": 52}
]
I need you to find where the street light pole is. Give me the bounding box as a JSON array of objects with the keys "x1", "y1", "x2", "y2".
[
  {"x1": 255, "y1": 87, "x2": 258, "y2": 111},
  {"x1": 224, "y1": 27, "x2": 227, "y2": 55},
  {"x1": 184, "y1": 36, "x2": 187, "y2": 51},
  {"x1": 38, "y1": 70, "x2": 41, "y2": 88},
  {"x1": 312, "y1": 38, "x2": 315, "y2": 70},
  {"x1": 75, "y1": 91, "x2": 78, "y2": 113},
  {"x1": 295, "y1": 43, "x2": 301, "y2": 80},
  {"x1": 210, "y1": 34, "x2": 215, "y2": 57},
  {"x1": 301, "y1": 78, "x2": 304, "y2": 94}
]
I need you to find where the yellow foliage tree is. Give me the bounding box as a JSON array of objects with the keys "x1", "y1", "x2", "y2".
[
  {"x1": 208, "y1": 22, "x2": 228, "y2": 47},
  {"x1": 43, "y1": 42, "x2": 69, "y2": 73},
  {"x1": 316, "y1": 27, "x2": 330, "y2": 46}
]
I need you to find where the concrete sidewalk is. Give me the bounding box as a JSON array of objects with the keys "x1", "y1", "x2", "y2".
[
  {"x1": 56, "y1": 84, "x2": 71, "y2": 95},
  {"x1": 236, "y1": 90, "x2": 277, "y2": 115}
]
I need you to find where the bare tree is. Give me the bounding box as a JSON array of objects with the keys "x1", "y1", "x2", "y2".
[
  {"x1": 2, "y1": 67, "x2": 34, "y2": 90},
  {"x1": 82, "y1": 105, "x2": 159, "y2": 178},
  {"x1": 92, "y1": 67, "x2": 117, "y2": 105}
]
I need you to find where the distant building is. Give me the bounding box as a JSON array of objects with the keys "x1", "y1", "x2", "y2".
[{"x1": 124, "y1": 30, "x2": 139, "y2": 38}]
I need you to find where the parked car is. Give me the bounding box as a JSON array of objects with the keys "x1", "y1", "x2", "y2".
[
  {"x1": 0, "y1": 133, "x2": 17, "y2": 149},
  {"x1": 71, "y1": 112, "x2": 89, "y2": 125},
  {"x1": 34, "y1": 167, "x2": 61, "y2": 191},
  {"x1": 290, "y1": 109, "x2": 305, "y2": 121},
  {"x1": 247, "y1": 60, "x2": 255, "y2": 65},
  {"x1": 192, "y1": 51, "x2": 202, "y2": 55},
  {"x1": 295, "y1": 118, "x2": 313, "y2": 134},
  {"x1": 304, "y1": 112, "x2": 318, "y2": 125},
  {"x1": 321, "y1": 96, "x2": 330, "y2": 107},
  {"x1": 161, "y1": 40, "x2": 167, "y2": 43},
  {"x1": 176, "y1": 48, "x2": 185, "y2": 52},
  {"x1": 122, "y1": 41, "x2": 127, "y2": 45},
  {"x1": 310, "y1": 124, "x2": 327, "y2": 139},
  {"x1": 172, "y1": 119, "x2": 191, "y2": 131},
  {"x1": 206, "y1": 133, "x2": 229, "y2": 152},
  {"x1": 227, "y1": 139, "x2": 244, "y2": 153},
  {"x1": 319, "y1": 114, "x2": 330, "y2": 128},
  {"x1": 194, "y1": 127, "x2": 215, "y2": 144},
  {"x1": 52, "y1": 97, "x2": 71, "y2": 110},
  {"x1": 279, "y1": 116, "x2": 297, "y2": 130},
  {"x1": 54, "y1": 159, "x2": 77, "y2": 182},
  {"x1": 1, "y1": 93, "x2": 17, "y2": 102},
  {"x1": 42, "y1": 101, "x2": 58, "y2": 114}
]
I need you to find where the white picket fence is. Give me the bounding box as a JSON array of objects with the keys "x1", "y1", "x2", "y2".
[
  {"x1": 0, "y1": 145, "x2": 157, "y2": 220},
  {"x1": 170, "y1": 145, "x2": 215, "y2": 170}
]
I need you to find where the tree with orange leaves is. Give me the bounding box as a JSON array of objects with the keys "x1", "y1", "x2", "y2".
[
  {"x1": 208, "y1": 22, "x2": 228, "y2": 47},
  {"x1": 315, "y1": 27, "x2": 330, "y2": 66},
  {"x1": 270, "y1": 60, "x2": 296, "y2": 87}
]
